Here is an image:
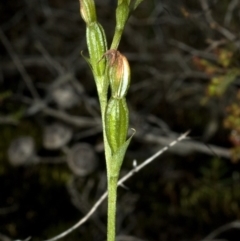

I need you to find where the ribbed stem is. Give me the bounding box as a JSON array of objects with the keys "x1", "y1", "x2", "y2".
[
  {"x1": 110, "y1": 28, "x2": 123, "y2": 50},
  {"x1": 107, "y1": 176, "x2": 118, "y2": 241}
]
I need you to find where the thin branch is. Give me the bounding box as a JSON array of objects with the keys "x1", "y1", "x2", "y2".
[
  {"x1": 201, "y1": 220, "x2": 240, "y2": 241},
  {"x1": 118, "y1": 131, "x2": 190, "y2": 184},
  {"x1": 42, "y1": 107, "x2": 101, "y2": 128},
  {"x1": 35, "y1": 41, "x2": 65, "y2": 75},
  {"x1": 0, "y1": 205, "x2": 18, "y2": 215},
  {"x1": 137, "y1": 132, "x2": 231, "y2": 159},
  {"x1": 0, "y1": 233, "x2": 11, "y2": 241},
  {"x1": 199, "y1": 0, "x2": 237, "y2": 42},
  {"x1": 224, "y1": 0, "x2": 239, "y2": 27},
  {"x1": 66, "y1": 177, "x2": 106, "y2": 233},
  {"x1": 0, "y1": 27, "x2": 40, "y2": 100},
  {"x1": 44, "y1": 131, "x2": 189, "y2": 241},
  {"x1": 0, "y1": 116, "x2": 18, "y2": 125},
  {"x1": 170, "y1": 39, "x2": 217, "y2": 61}
]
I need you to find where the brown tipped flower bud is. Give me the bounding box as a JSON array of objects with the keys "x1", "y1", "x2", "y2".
[
  {"x1": 104, "y1": 49, "x2": 130, "y2": 99},
  {"x1": 79, "y1": 0, "x2": 97, "y2": 24}
]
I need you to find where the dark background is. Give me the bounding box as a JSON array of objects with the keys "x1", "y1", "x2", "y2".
[{"x1": 1, "y1": 0, "x2": 240, "y2": 241}]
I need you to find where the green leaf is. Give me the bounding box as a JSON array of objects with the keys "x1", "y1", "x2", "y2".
[
  {"x1": 130, "y1": 0, "x2": 145, "y2": 11},
  {"x1": 81, "y1": 51, "x2": 92, "y2": 70},
  {"x1": 110, "y1": 129, "x2": 135, "y2": 175}
]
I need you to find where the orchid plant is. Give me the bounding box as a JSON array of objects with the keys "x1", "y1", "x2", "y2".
[{"x1": 78, "y1": 0, "x2": 144, "y2": 240}]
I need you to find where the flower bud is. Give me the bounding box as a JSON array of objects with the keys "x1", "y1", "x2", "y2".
[
  {"x1": 86, "y1": 22, "x2": 107, "y2": 76},
  {"x1": 116, "y1": 1, "x2": 129, "y2": 31},
  {"x1": 105, "y1": 98, "x2": 129, "y2": 153},
  {"x1": 104, "y1": 50, "x2": 130, "y2": 98},
  {"x1": 79, "y1": 0, "x2": 97, "y2": 24}
]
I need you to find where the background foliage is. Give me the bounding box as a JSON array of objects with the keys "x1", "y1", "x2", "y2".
[{"x1": 1, "y1": 0, "x2": 240, "y2": 240}]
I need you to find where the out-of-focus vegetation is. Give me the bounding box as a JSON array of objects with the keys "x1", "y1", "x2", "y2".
[{"x1": 1, "y1": 0, "x2": 240, "y2": 241}]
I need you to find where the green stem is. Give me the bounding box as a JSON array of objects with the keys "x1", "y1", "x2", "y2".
[
  {"x1": 95, "y1": 75, "x2": 113, "y2": 176},
  {"x1": 107, "y1": 175, "x2": 118, "y2": 241},
  {"x1": 95, "y1": 75, "x2": 107, "y2": 130},
  {"x1": 110, "y1": 28, "x2": 123, "y2": 50},
  {"x1": 98, "y1": 82, "x2": 118, "y2": 241},
  {"x1": 98, "y1": 80, "x2": 118, "y2": 241}
]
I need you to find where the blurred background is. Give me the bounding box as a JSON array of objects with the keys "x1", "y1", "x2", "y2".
[{"x1": 1, "y1": 0, "x2": 240, "y2": 240}]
